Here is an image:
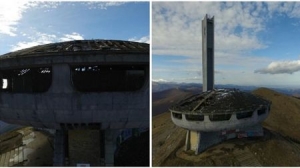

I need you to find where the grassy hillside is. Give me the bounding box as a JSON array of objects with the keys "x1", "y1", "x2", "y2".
[{"x1": 253, "y1": 88, "x2": 300, "y2": 141}]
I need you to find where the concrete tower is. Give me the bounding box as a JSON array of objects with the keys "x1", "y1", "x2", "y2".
[{"x1": 202, "y1": 14, "x2": 214, "y2": 91}]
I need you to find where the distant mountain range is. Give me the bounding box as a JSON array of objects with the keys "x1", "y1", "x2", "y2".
[{"x1": 152, "y1": 81, "x2": 300, "y2": 96}]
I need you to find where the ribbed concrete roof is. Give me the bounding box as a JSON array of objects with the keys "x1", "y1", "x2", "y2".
[
  {"x1": 170, "y1": 89, "x2": 271, "y2": 114},
  {"x1": 0, "y1": 40, "x2": 149, "y2": 59}
]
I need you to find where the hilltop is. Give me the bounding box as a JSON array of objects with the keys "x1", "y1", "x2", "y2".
[{"x1": 152, "y1": 87, "x2": 300, "y2": 166}]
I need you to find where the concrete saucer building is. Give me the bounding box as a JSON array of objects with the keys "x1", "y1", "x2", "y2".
[
  {"x1": 169, "y1": 15, "x2": 271, "y2": 154},
  {"x1": 0, "y1": 39, "x2": 149, "y2": 166}
]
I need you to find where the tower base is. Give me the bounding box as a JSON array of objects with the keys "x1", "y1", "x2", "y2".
[{"x1": 185, "y1": 124, "x2": 264, "y2": 154}]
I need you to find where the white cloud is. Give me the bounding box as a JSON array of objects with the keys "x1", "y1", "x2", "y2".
[
  {"x1": 0, "y1": 1, "x2": 60, "y2": 36},
  {"x1": 10, "y1": 41, "x2": 40, "y2": 52},
  {"x1": 60, "y1": 32, "x2": 84, "y2": 41},
  {"x1": 152, "y1": 2, "x2": 300, "y2": 59},
  {"x1": 254, "y1": 60, "x2": 300, "y2": 74},
  {"x1": 85, "y1": 2, "x2": 126, "y2": 10},
  {"x1": 10, "y1": 32, "x2": 57, "y2": 51},
  {"x1": 152, "y1": 2, "x2": 270, "y2": 59},
  {"x1": 10, "y1": 32, "x2": 84, "y2": 51},
  {"x1": 128, "y1": 36, "x2": 149, "y2": 44},
  {"x1": 0, "y1": 1, "x2": 30, "y2": 36},
  {"x1": 152, "y1": 2, "x2": 300, "y2": 85}
]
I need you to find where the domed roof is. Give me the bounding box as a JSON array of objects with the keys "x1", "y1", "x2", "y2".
[
  {"x1": 170, "y1": 89, "x2": 271, "y2": 115},
  {"x1": 0, "y1": 39, "x2": 149, "y2": 59}
]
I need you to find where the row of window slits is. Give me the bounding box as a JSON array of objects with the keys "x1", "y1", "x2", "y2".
[
  {"x1": 172, "y1": 107, "x2": 267, "y2": 121},
  {"x1": 72, "y1": 65, "x2": 145, "y2": 92},
  {"x1": 172, "y1": 113, "x2": 182, "y2": 119},
  {"x1": 0, "y1": 65, "x2": 146, "y2": 93},
  {"x1": 1, "y1": 67, "x2": 51, "y2": 93},
  {"x1": 257, "y1": 107, "x2": 266, "y2": 115}
]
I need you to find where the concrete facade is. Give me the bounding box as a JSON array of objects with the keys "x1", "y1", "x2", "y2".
[
  {"x1": 202, "y1": 14, "x2": 214, "y2": 92},
  {"x1": 0, "y1": 40, "x2": 149, "y2": 166},
  {"x1": 0, "y1": 54, "x2": 149, "y2": 130}
]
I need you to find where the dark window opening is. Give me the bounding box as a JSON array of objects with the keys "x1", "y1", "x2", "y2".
[
  {"x1": 0, "y1": 67, "x2": 52, "y2": 93},
  {"x1": 209, "y1": 114, "x2": 231, "y2": 121},
  {"x1": 186, "y1": 114, "x2": 204, "y2": 121},
  {"x1": 71, "y1": 65, "x2": 146, "y2": 92},
  {"x1": 172, "y1": 113, "x2": 182, "y2": 120},
  {"x1": 236, "y1": 111, "x2": 253, "y2": 119},
  {"x1": 257, "y1": 107, "x2": 266, "y2": 115}
]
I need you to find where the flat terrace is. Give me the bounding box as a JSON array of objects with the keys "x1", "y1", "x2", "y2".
[{"x1": 170, "y1": 89, "x2": 270, "y2": 115}]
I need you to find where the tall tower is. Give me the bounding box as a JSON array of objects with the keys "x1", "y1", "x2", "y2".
[
  {"x1": 170, "y1": 15, "x2": 270, "y2": 156},
  {"x1": 202, "y1": 14, "x2": 214, "y2": 92}
]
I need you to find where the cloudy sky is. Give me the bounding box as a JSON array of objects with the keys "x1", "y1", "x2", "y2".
[
  {"x1": 0, "y1": 1, "x2": 149, "y2": 55},
  {"x1": 152, "y1": 2, "x2": 300, "y2": 88}
]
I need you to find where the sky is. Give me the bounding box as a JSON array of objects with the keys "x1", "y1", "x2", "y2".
[
  {"x1": 0, "y1": 1, "x2": 149, "y2": 55},
  {"x1": 152, "y1": 2, "x2": 300, "y2": 88}
]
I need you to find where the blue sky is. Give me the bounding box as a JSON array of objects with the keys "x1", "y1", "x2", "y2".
[
  {"x1": 152, "y1": 2, "x2": 300, "y2": 88},
  {"x1": 0, "y1": 1, "x2": 149, "y2": 55}
]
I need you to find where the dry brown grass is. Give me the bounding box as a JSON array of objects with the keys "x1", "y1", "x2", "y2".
[
  {"x1": 152, "y1": 112, "x2": 186, "y2": 166},
  {"x1": 253, "y1": 87, "x2": 300, "y2": 141}
]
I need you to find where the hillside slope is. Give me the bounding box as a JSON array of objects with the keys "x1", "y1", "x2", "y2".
[{"x1": 253, "y1": 88, "x2": 300, "y2": 141}]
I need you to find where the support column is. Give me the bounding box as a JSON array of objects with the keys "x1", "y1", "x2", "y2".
[
  {"x1": 185, "y1": 130, "x2": 191, "y2": 151},
  {"x1": 53, "y1": 129, "x2": 66, "y2": 166},
  {"x1": 50, "y1": 64, "x2": 72, "y2": 93},
  {"x1": 186, "y1": 130, "x2": 223, "y2": 155},
  {"x1": 105, "y1": 129, "x2": 118, "y2": 166}
]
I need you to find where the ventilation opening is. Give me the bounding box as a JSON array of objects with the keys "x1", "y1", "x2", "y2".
[
  {"x1": 257, "y1": 107, "x2": 266, "y2": 116},
  {"x1": 0, "y1": 67, "x2": 52, "y2": 93},
  {"x1": 236, "y1": 111, "x2": 253, "y2": 119},
  {"x1": 71, "y1": 65, "x2": 146, "y2": 92},
  {"x1": 185, "y1": 114, "x2": 204, "y2": 121},
  {"x1": 209, "y1": 114, "x2": 231, "y2": 121},
  {"x1": 172, "y1": 112, "x2": 182, "y2": 120}
]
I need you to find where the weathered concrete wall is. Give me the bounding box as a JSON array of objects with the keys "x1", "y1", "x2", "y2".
[
  {"x1": 185, "y1": 124, "x2": 264, "y2": 154},
  {"x1": 202, "y1": 15, "x2": 214, "y2": 92},
  {"x1": 171, "y1": 108, "x2": 269, "y2": 132},
  {"x1": 0, "y1": 63, "x2": 149, "y2": 130}
]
